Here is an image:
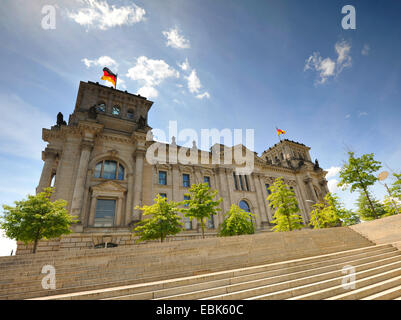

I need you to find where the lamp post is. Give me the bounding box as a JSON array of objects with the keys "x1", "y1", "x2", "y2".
[{"x1": 306, "y1": 199, "x2": 320, "y2": 229}]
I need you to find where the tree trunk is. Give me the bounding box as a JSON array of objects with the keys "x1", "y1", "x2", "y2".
[
  {"x1": 32, "y1": 228, "x2": 41, "y2": 254},
  {"x1": 287, "y1": 215, "x2": 292, "y2": 231},
  {"x1": 362, "y1": 186, "x2": 378, "y2": 219},
  {"x1": 201, "y1": 219, "x2": 205, "y2": 239}
]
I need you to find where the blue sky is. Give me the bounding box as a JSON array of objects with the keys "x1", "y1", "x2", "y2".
[{"x1": 0, "y1": 0, "x2": 400, "y2": 255}]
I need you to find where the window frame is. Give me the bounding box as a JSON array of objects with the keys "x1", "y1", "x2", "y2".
[
  {"x1": 93, "y1": 160, "x2": 125, "y2": 181},
  {"x1": 112, "y1": 105, "x2": 121, "y2": 116},
  {"x1": 94, "y1": 198, "x2": 116, "y2": 227},
  {"x1": 158, "y1": 171, "x2": 167, "y2": 185},
  {"x1": 183, "y1": 173, "x2": 190, "y2": 188}
]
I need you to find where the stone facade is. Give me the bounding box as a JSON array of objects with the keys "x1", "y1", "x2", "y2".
[{"x1": 21, "y1": 81, "x2": 329, "y2": 254}]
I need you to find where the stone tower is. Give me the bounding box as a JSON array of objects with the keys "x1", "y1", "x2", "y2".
[{"x1": 37, "y1": 81, "x2": 153, "y2": 233}]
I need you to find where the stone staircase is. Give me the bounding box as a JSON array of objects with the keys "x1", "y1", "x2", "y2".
[
  {"x1": 28, "y1": 243, "x2": 401, "y2": 300},
  {"x1": 2, "y1": 222, "x2": 401, "y2": 300}
]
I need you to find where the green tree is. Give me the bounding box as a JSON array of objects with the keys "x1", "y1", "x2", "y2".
[
  {"x1": 181, "y1": 183, "x2": 222, "y2": 239},
  {"x1": 0, "y1": 187, "x2": 78, "y2": 253},
  {"x1": 219, "y1": 204, "x2": 255, "y2": 236},
  {"x1": 338, "y1": 209, "x2": 361, "y2": 226},
  {"x1": 356, "y1": 191, "x2": 386, "y2": 221},
  {"x1": 390, "y1": 173, "x2": 401, "y2": 200},
  {"x1": 383, "y1": 196, "x2": 401, "y2": 217},
  {"x1": 338, "y1": 152, "x2": 382, "y2": 219},
  {"x1": 133, "y1": 194, "x2": 183, "y2": 243},
  {"x1": 268, "y1": 178, "x2": 304, "y2": 232},
  {"x1": 309, "y1": 193, "x2": 342, "y2": 229}
]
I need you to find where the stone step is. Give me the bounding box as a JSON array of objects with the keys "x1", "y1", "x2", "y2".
[
  {"x1": 163, "y1": 256, "x2": 401, "y2": 300},
  {"x1": 111, "y1": 250, "x2": 401, "y2": 300},
  {"x1": 361, "y1": 283, "x2": 401, "y2": 300},
  {"x1": 27, "y1": 245, "x2": 393, "y2": 300},
  {"x1": 329, "y1": 276, "x2": 401, "y2": 300},
  {"x1": 1, "y1": 243, "x2": 382, "y2": 292},
  {"x1": 284, "y1": 265, "x2": 401, "y2": 300}
]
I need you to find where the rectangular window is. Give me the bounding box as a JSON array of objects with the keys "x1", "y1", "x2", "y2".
[
  {"x1": 239, "y1": 175, "x2": 244, "y2": 191},
  {"x1": 244, "y1": 175, "x2": 250, "y2": 191},
  {"x1": 183, "y1": 174, "x2": 190, "y2": 187},
  {"x1": 184, "y1": 216, "x2": 192, "y2": 230},
  {"x1": 184, "y1": 195, "x2": 190, "y2": 207},
  {"x1": 159, "y1": 171, "x2": 167, "y2": 185},
  {"x1": 208, "y1": 216, "x2": 215, "y2": 229},
  {"x1": 233, "y1": 173, "x2": 239, "y2": 190},
  {"x1": 159, "y1": 193, "x2": 167, "y2": 198},
  {"x1": 94, "y1": 199, "x2": 116, "y2": 227},
  {"x1": 204, "y1": 176, "x2": 211, "y2": 187},
  {"x1": 103, "y1": 160, "x2": 117, "y2": 180}
]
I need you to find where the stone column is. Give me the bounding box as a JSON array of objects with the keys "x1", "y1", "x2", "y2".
[
  {"x1": 88, "y1": 194, "x2": 97, "y2": 226},
  {"x1": 171, "y1": 164, "x2": 180, "y2": 202},
  {"x1": 36, "y1": 147, "x2": 58, "y2": 193},
  {"x1": 70, "y1": 140, "x2": 93, "y2": 220},
  {"x1": 125, "y1": 173, "x2": 134, "y2": 225},
  {"x1": 252, "y1": 173, "x2": 268, "y2": 223},
  {"x1": 216, "y1": 167, "x2": 229, "y2": 224},
  {"x1": 132, "y1": 149, "x2": 145, "y2": 221},
  {"x1": 259, "y1": 175, "x2": 273, "y2": 221},
  {"x1": 116, "y1": 196, "x2": 123, "y2": 226},
  {"x1": 304, "y1": 177, "x2": 317, "y2": 214}
]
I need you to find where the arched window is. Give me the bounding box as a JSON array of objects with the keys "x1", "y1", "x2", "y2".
[
  {"x1": 127, "y1": 109, "x2": 134, "y2": 119},
  {"x1": 96, "y1": 103, "x2": 106, "y2": 113},
  {"x1": 112, "y1": 105, "x2": 121, "y2": 116},
  {"x1": 239, "y1": 200, "x2": 251, "y2": 213},
  {"x1": 93, "y1": 160, "x2": 125, "y2": 180}
]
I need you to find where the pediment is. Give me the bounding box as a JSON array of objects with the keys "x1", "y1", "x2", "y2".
[{"x1": 91, "y1": 180, "x2": 126, "y2": 192}]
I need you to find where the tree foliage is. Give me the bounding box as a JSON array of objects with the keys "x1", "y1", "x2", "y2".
[
  {"x1": 338, "y1": 152, "x2": 382, "y2": 219},
  {"x1": 219, "y1": 204, "x2": 255, "y2": 236},
  {"x1": 309, "y1": 193, "x2": 342, "y2": 229},
  {"x1": 383, "y1": 196, "x2": 401, "y2": 217},
  {"x1": 338, "y1": 209, "x2": 361, "y2": 226},
  {"x1": 268, "y1": 177, "x2": 304, "y2": 232},
  {"x1": 356, "y1": 191, "x2": 387, "y2": 221},
  {"x1": 0, "y1": 187, "x2": 78, "y2": 253},
  {"x1": 181, "y1": 183, "x2": 222, "y2": 238},
  {"x1": 133, "y1": 194, "x2": 183, "y2": 243},
  {"x1": 389, "y1": 173, "x2": 401, "y2": 202}
]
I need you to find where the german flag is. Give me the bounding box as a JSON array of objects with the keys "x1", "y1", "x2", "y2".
[
  {"x1": 276, "y1": 128, "x2": 286, "y2": 135},
  {"x1": 101, "y1": 67, "x2": 117, "y2": 87}
]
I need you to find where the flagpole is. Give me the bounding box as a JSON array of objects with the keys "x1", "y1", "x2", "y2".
[
  {"x1": 115, "y1": 73, "x2": 118, "y2": 89},
  {"x1": 276, "y1": 126, "x2": 282, "y2": 143}
]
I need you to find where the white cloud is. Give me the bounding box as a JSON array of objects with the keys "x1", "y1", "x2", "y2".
[
  {"x1": 345, "y1": 114, "x2": 351, "y2": 119},
  {"x1": 126, "y1": 56, "x2": 179, "y2": 98},
  {"x1": 304, "y1": 40, "x2": 352, "y2": 84},
  {"x1": 178, "y1": 58, "x2": 190, "y2": 71},
  {"x1": 67, "y1": 0, "x2": 146, "y2": 30},
  {"x1": 196, "y1": 92, "x2": 210, "y2": 99},
  {"x1": 186, "y1": 69, "x2": 202, "y2": 93},
  {"x1": 0, "y1": 94, "x2": 52, "y2": 160},
  {"x1": 137, "y1": 86, "x2": 158, "y2": 98},
  {"x1": 82, "y1": 55, "x2": 118, "y2": 69},
  {"x1": 325, "y1": 166, "x2": 341, "y2": 178},
  {"x1": 327, "y1": 179, "x2": 340, "y2": 193},
  {"x1": 362, "y1": 44, "x2": 370, "y2": 56},
  {"x1": 358, "y1": 111, "x2": 368, "y2": 117},
  {"x1": 162, "y1": 27, "x2": 190, "y2": 49}
]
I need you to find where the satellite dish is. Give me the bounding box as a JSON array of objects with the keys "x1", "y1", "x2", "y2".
[{"x1": 378, "y1": 171, "x2": 389, "y2": 181}]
